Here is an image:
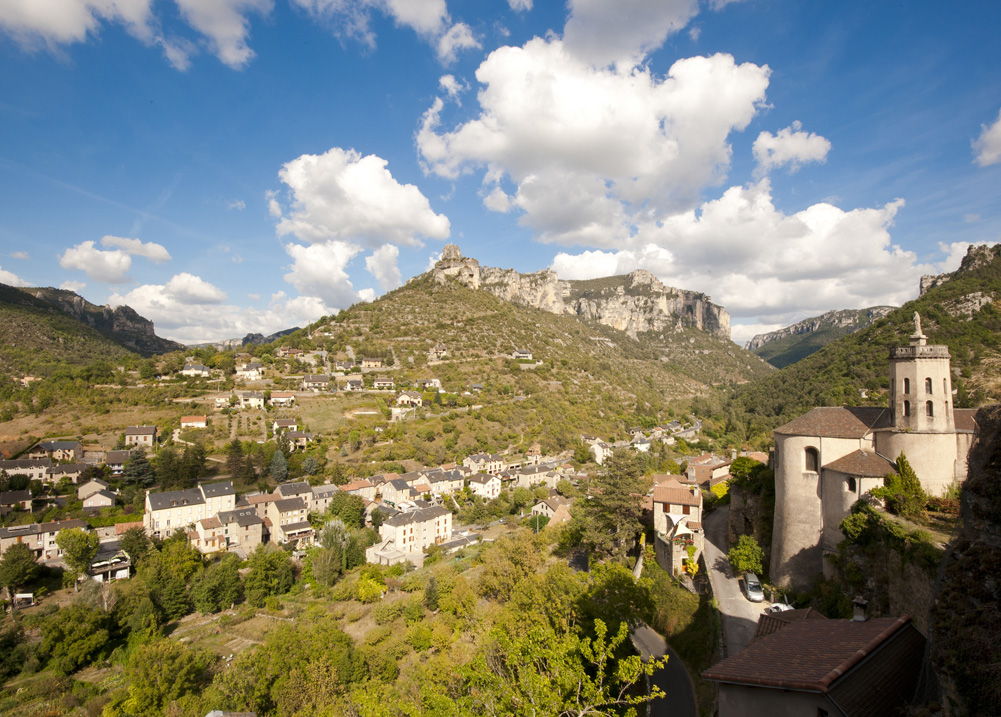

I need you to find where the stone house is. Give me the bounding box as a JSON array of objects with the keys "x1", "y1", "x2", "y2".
[
  {"x1": 266, "y1": 497, "x2": 313, "y2": 546},
  {"x1": 125, "y1": 426, "x2": 157, "y2": 448},
  {"x1": 78, "y1": 478, "x2": 111, "y2": 501},
  {"x1": 143, "y1": 481, "x2": 237, "y2": 539},
  {"x1": 396, "y1": 391, "x2": 423, "y2": 407},
  {"x1": 532, "y1": 495, "x2": 570, "y2": 519},
  {"x1": 273, "y1": 418, "x2": 298, "y2": 433},
  {"x1": 361, "y1": 357, "x2": 383, "y2": 368},
  {"x1": 463, "y1": 453, "x2": 504, "y2": 475},
  {"x1": 686, "y1": 457, "x2": 731, "y2": 487},
  {"x1": 652, "y1": 479, "x2": 704, "y2": 576},
  {"x1": 27, "y1": 440, "x2": 82, "y2": 462},
  {"x1": 82, "y1": 489, "x2": 116, "y2": 509},
  {"x1": 0, "y1": 458, "x2": 51, "y2": 482},
  {"x1": 180, "y1": 363, "x2": 211, "y2": 378},
  {"x1": 341, "y1": 479, "x2": 378, "y2": 501},
  {"x1": 311, "y1": 484, "x2": 341, "y2": 514},
  {"x1": 0, "y1": 518, "x2": 90, "y2": 561},
  {"x1": 374, "y1": 378, "x2": 395, "y2": 390},
  {"x1": 270, "y1": 391, "x2": 296, "y2": 407},
  {"x1": 105, "y1": 450, "x2": 131, "y2": 475},
  {"x1": 414, "y1": 378, "x2": 441, "y2": 390},
  {"x1": 275, "y1": 481, "x2": 313, "y2": 511},
  {"x1": 366, "y1": 505, "x2": 452, "y2": 566},
  {"x1": 47, "y1": 462, "x2": 87, "y2": 484},
  {"x1": 191, "y1": 508, "x2": 264, "y2": 555},
  {"x1": 0, "y1": 490, "x2": 32, "y2": 516}
]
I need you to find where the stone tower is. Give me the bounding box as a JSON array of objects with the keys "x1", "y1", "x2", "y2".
[{"x1": 887, "y1": 313, "x2": 954, "y2": 433}]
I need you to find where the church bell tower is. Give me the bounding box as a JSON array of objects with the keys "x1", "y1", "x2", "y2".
[{"x1": 888, "y1": 313, "x2": 954, "y2": 433}]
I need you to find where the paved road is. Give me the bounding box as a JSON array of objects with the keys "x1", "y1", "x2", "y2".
[
  {"x1": 703, "y1": 505, "x2": 771, "y2": 657},
  {"x1": 631, "y1": 623, "x2": 697, "y2": 717}
]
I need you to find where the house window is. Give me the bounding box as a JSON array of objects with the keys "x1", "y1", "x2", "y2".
[
  {"x1": 903, "y1": 378, "x2": 910, "y2": 394},
  {"x1": 805, "y1": 447, "x2": 819, "y2": 472},
  {"x1": 682, "y1": 504, "x2": 691, "y2": 515},
  {"x1": 925, "y1": 377, "x2": 933, "y2": 394},
  {"x1": 847, "y1": 476, "x2": 857, "y2": 493},
  {"x1": 926, "y1": 401, "x2": 934, "y2": 417},
  {"x1": 903, "y1": 401, "x2": 911, "y2": 417}
]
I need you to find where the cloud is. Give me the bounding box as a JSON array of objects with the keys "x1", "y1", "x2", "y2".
[
  {"x1": 508, "y1": 0, "x2": 532, "y2": 10},
  {"x1": 290, "y1": 0, "x2": 477, "y2": 63},
  {"x1": 0, "y1": 265, "x2": 28, "y2": 287},
  {"x1": 439, "y1": 74, "x2": 467, "y2": 102},
  {"x1": 59, "y1": 240, "x2": 132, "y2": 283},
  {"x1": 731, "y1": 322, "x2": 787, "y2": 348},
  {"x1": 365, "y1": 244, "x2": 402, "y2": 291},
  {"x1": 550, "y1": 180, "x2": 954, "y2": 328},
  {"x1": 227, "y1": 199, "x2": 246, "y2": 210},
  {"x1": 563, "y1": 0, "x2": 700, "y2": 68},
  {"x1": 282, "y1": 240, "x2": 362, "y2": 307},
  {"x1": 752, "y1": 121, "x2": 831, "y2": 176},
  {"x1": 111, "y1": 279, "x2": 329, "y2": 344},
  {"x1": 9, "y1": 251, "x2": 29, "y2": 260},
  {"x1": 163, "y1": 272, "x2": 227, "y2": 303},
  {"x1": 964, "y1": 213, "x2": 980, "y2": 224},
  {"x1": 60, "y1": 280, "x2": 87, "y2": 292},
  {"x1": 436, "y1": 21, "x2": 479, "y2": 64},
  {"x1": 419, "y1": 41, "x2": 770, "y2": 243},
  {"x1": 173, "y1": 0, "x2": 272, "y2": 69},
  {"x1": 0, "y1": 0, "x2": 155, "y2": 50},
  {"x1": 273, "y1": 146, "x2": 450, "y2": 247},
  {"x1": 482, "y1": 186, "x2": 513, "y2": 213},
  {"x1": 100, "y1": 235, "x2": 172, "y2": 262},
  {"x1": 973, "y1": 108, "x2": 1001, "y2": 167}
]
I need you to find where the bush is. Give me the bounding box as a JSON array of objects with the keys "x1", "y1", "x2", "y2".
[{"x1": 727, "y1": 535, "x2": 764, "y2": 576}]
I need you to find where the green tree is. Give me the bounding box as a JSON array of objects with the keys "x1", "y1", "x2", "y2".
[
  {"x1": 122, "y1": 449, "x2": 154, "y2": 488},
  {"x1": 191, "y1": 554, "x2": 243, "y2": 613},
  {"x1": 301, "y1": 456, "x2": 319, "y2": 476},
  {"x1": 728, "y1": 534, "x2": 764, "y2": 576},
  {"x1": 114, "y1": 638, "x2": 211, "y2": 716},
  {"x1": 244, "y1": 544, "x2": 295, "y2": 607},
  {"x1": 872, "y1": 453, "x2": 927, "y2": 518},
  {"x1": 269, "y1": 450, "x2": 289, "y2": 483},
  {"x1": 574, "y1": 452, "x2": 646, "y2": 562},
  {"x1": 154, "y1": 446, "x2": 179, "y2": 489},
  {"x1": 0, "y1": 542, "x2": 38, "y2": 601},
  {"x1": 119, "y1": 526, "x2": 152, "y2": 565},
  {"x1": 424, "y1": 574, "x2": 439, "y2": 612},
  {"x1": 56, "y1": 527, "x2": 100, "y2": 592},
  {"x1": 225, "y1": 438, "x2": 244, "y2": 477},
  {"x1": 40, "y1": 604, "x2": 110, "y2": 674}
]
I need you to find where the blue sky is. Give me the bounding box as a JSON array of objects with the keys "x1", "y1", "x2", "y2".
[{"x1": 0, "y1": 0, "x2": 998, "y2": 345}]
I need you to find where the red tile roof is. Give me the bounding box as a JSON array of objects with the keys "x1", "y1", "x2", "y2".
[
  {"x1": 954, "y1": 408, "x2": 977, "y2": 432},
  {"x1": 775, "y1": 407, "x2": 890, "y2": 439},
  {"x1": 822, "y1": 450, "x2": 896, "y2": 478},
  {"x1": 653, "y1": 480, "x2": 701, "y2": 507},
  {"x1": 754, "y1": 607, "x2": 827, "y2": 638}
]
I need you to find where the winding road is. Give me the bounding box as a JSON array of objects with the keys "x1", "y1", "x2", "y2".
[{"x1": 631, "y1": 623, "x2": 697, "y2": 717}]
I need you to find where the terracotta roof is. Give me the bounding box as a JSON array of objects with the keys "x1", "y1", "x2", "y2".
[
  {"x1": 115, "y1": 521, "x2": 145, "y2": 535},
  {"x1": 245, "y1": 493, "x2": 278, "y2": 505},
  {"x1": 754, "y1": 607, "x2": 828, "y2": 637},
  {"x1": 775, "y1": 407, "x2": 890, "y2": 439},
  {"x1": 954, "y1": 408, "x2": 977, "y2": 432},
  {"x1": 199, "y1": 516, "x2": 222, "y2": 529},
  {"x1": 822, "y1": 450, "x2": 896, "y2": 478},
  {"x1": 703, "y1": 616, "x2": 914, "y2": 693},
  {"x1": 653, "y1": 480, "x2": 701, "y2": 507}
]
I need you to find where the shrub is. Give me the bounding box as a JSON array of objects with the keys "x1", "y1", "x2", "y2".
[{"x1": 727, "y1": 535, "x2": 764, "y2": 576}]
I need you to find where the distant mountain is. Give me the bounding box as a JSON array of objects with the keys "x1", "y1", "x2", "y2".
[
  {"x1": 746, "y1": 306, "x2": 896, "y2": 368},
  {"x1": 726, "y1": 243, "x2": 1001, "y2": 443},
  {"x1": 188, "y1": 328, "x2": 302, "y2": 350},
  {"x1": 21, "y1": 286, "x2": 184, "y2": 357}
]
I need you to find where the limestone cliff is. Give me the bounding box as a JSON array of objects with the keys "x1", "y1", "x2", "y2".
[
  {"x1": 745, "y1": 307, "x2": 895, "y2": 352},
  {"x1": 920, "y1": 243, "x2": 999, "y2": 296},
  {"x1": 426, "y1": 244, "x2": 731, "y2": 340},
  {"x1": 22, "y1": 287, "x2": 184, "y2": 356}
]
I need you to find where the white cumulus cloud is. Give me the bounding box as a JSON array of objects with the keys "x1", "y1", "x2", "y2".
[
  {"x1": 59, "y1": 240, "x2": 132, "y2": 283},
  {"x1": 273, "y1": 146, "x2": 450, "y2": 247},
  {"x1": 752, "y1": 121, "x2": 831, "y2": 176},
  {"x1": 60, "y1": 280, "x2": 87, "y2": 292},
  {"x1": 436, "y1": 21, "x2": 479, "y2": 64},
  {"x1": 163, "y1": 272, "x2": 226, "y2": 304},
  {"x1": 100, "y1": 235, "x2": 172, "y2": 262},
  {"x1": 419, "y1": 41, "x2": 770, "y2": 243},
  {"x1": 0, "y1": 0, "x2": 155, "y2": 49},
  {"x1": 282, "y1": 240, "x2": 363, "y2": 308},
  {"x1": 973, "y1": 108, "x2": 1001, "y2": 167},
  {"x1": 0, "y1": 265, "x2": 28, "y2": 286},
  {"x1": 563, "y1": 0, "x2": 700, "y2": 68},
  {"x1": 365, "y1": 244, "x2": 403, "y2": 291},
  {"x1": 173, "y1": 0, "x2": 272, "y2": 69}
]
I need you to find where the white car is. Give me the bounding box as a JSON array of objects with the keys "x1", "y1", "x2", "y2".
[
  {"x1": 764, "y1": 602, "x2": 794, "y2": 614},
  {"x1": 743, "y1": 573, "x2": 765, "y2": 602}
]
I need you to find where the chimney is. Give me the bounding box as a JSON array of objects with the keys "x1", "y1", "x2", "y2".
[{"x1": 852, "y1": 596, "x2": 868, "y2": 622}]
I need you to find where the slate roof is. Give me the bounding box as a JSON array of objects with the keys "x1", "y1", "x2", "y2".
[
  {"x1": 823, "y1": 450, "x2": 896, "y2": 478},
  {"x1": 200, "y1": 481, "x2": 235, "y2": 498},
  {"x1": 384, "y1": 505, "x2": 450, "y2": 527},
  {"x1": 125, "y1": 426, "x2": 157, "y2": 436},
  {"x1": 0, "y1": 458, "x2": 51, "y2": 470},
  {"x1": 274, "y1": 497, "x2": 307, "y2": 513},
  {"x1": 48, "y1": 462, "x2": 87, "y2": 475},
  {"x1": 281, "y1": 520, "x2": 313, "y2": 534},
  {"x1": 0, "y1": 518, "x2": 88, "y2": 540},
  {"x1": 312, "y1": 484, "x2": 341, "y2": 497},
  {"x1": 774, "y1": 407, "x2": 891, "y2": 439},
  {"x1": 468, "y1": 472, "x2": 496, "y2": 485},
  {"x1": 85, "y1": 489, "x2": 116, "y2": 503},
  {"x1": 218, "y1": 508, "x2": 263, "y2": 527},
  {"x1": 36, "y1": 441, "x2": 81, "y2": 451},
  {"x1": 703, "y1": 616, "x2": 920, "y2": 696},
  {"x1": 106, "y1": 450, "x2": 131, "y2": 463},
  {"x1": 277, "y1": 481, "x2": 311, "y2": 496},
  {"x1": 0, "y1": 490, "x2": 31, "y2": 504},
  {"x1": 653, "y1": 480, "x2": 701, "y2": 507},
  {"x1": 147, "y1": 487, "x2": 203, "y2": 511}
]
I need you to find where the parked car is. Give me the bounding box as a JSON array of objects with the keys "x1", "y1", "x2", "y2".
[
  {"x1": 743, "y1": 573, "x2": 764, "y2": 602},
  {"x1": 764, "y1": 602, "x2": 794, "y2": 614}
]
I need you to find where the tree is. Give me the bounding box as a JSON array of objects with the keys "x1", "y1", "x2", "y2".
[
  {"x1": 119, "y1": 526, "x2": 152, "y2": 565},
  {"x1": 56, "y1": 528, "x2": 99, "y2": 592},
  {"x1": 225, "y1": 438, "x2": 244, "y2": 477},
  {"x1": 115, "y1": 638, "x2": 211, "y2": 716},
  {"x1": 872, "y1": 453, "x2": 927, "y2": 518},
  {"x1": 191, "y1": 554, "x2": 243, "y2": 613},
  {"x1": 728, "y1": 534, "x2": 764, "y2": 576},
  {"x1": 244, "y1": 544, "x2": 295, "y2": 607},
  {"x1": 575, "y1": 452, "x2": 646, "y2": 562},
  {"x1": 40, "y1": 604, "x2": 110, "y2": 674},
  {"x1": 301, "y1": 456, "x2": 319, "y2": 476},
  {"x1": 424, "y1": 574, "x2": 439, "y2": 612},
  {"x1": 370, "y1": 508, "x2": 384, "y2": 530},
  {"x1": 122, "y1": 449, "x2": 154, "y2": 488},
  {"x1": 0, "y1": 543, "x2": 38, "y2": 603},
  {"x1": 269, "y1": 450, "x2": 289, "y2": 483}
]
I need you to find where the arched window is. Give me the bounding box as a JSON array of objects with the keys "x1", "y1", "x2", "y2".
[
  {"x1": 925, "y1": 378, "x2": 933, "y2": 394},
  {"x1": 944, "y1": 378, "x2": 948, "y2": 395},
  {"x1": 926, "y1": 401, "x2": 934, "y2": 417},
  {"x1": 903, "y1": 378, "x2": 910, "y2": 394},
  {"x1": 805, "y1": 447, "x2": 819, "y2": 472},
  {"x1": 847, "y1": 476, "x2": 857, "y2": 493},
  {"x1": 903, "y1": 401, "x2": 911, "y2": 417}
]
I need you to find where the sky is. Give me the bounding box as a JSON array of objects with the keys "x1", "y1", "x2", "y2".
[{"x1": 0, "y1": 1, "x2": 999, "y2": 346}]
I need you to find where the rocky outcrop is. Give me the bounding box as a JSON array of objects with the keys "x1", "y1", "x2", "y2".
[
  {"x1": 744, "y1": 306, "x2": 895, "y2": 352},
  {"x1": 427, "y1": 244, "x2": 731, "y2": 340},
  {"x1": 23, "y1": 287, "x2": 184, "y2": 356},
  {"x1": 920, "y1": 243, "x2": 999, "y2": 296},
  {"x1": 927, "y1": 404, "x2": 1001, "y2": 715}
]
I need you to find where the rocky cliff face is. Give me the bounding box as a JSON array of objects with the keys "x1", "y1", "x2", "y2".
[
  {"x1": 744, "y1": 306, "x2": 895, "y2": 351},
  {"x1": 23, "y1": 287, "x2": 184, "y2": 356},
  {"x1": 920, "y1": 243, "x2": 999, "y2": 296},
  {"x1": 428, "y1": 244, "x2": 731, "y2": 340}
]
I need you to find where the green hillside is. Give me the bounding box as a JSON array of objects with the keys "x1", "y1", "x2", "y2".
[
  {"x1": 710, "y1": 246, "x2": 1001, "y2": 446},
  {"x1": 751, "y1": 307, "x2": 895, "y2": 368},
  {"x1": 0, "y1": 283, "x2": 135, "y2": 377}
]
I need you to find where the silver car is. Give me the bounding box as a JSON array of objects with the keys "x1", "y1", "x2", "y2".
[{"x1": 743, "y1": 573, "x2": 765, "y2": 602}]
